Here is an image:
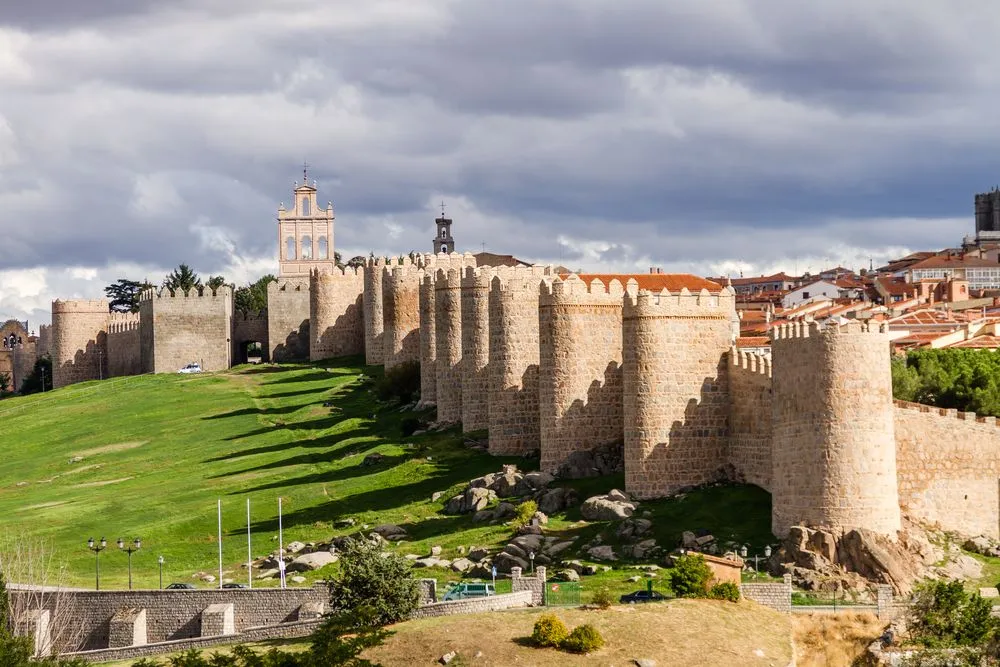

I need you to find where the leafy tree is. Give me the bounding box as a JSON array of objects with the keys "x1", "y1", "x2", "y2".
[
  {"x1": 104, "y1": 279, "x2": 152, "y2": 313},
  {"x1": 893, "y1": 349, "x2": 1000, "y2": 417},
  {"x1": 908, "y1": 580, "x2": 998, "y2": 648},
  {"x1": 163, "y1": 264, "x2": 201, "y2": 294},
  {"x1": 334, "y1": 252, "x2": 343, "y2": 268},
  {"x1": 890, "y1": 356, "x2": 921, "y2": 403},
  {"x1": 512, "y1": 500, "x2": 538, "y2": 530},
  {"x1": 0, "y1": 372, "x2": 10, "y2": 395},
  {"x1": 233, "y1": 275, "x2": 277, "y2": 315},
  {"x1": 19, "y1": 357, "x2": 51, "y2": 395},
  {"x1": 668, "y1": 554, "x2": 713, "y2": 598},
  {"x1": 327, "y1": 537, "x2": 420, "y2": 627},
  {"x1": 346, "y1": 256, "x2": 366, "y2": 269},
  {"x1": 205, "y1": 275, "x2": 228, "y2": 292}
]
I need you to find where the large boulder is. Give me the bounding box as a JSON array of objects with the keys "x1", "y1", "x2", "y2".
[
  {"x1": 616, "y1": 518, "x2": 653, "y2": 542},
  {"x1": 581, "y1": 491, "x2": 637, "y2": 521},
  {"x1": 537, "y1": 487, "x2": 579, "y2": 515},
  {"x1": 372, "y1": 524, "x2": 408, "y2": 541},
  {"x1": 287, "y1": 551, "x2": 337, "y2": 572},
  {"x1": 514, "y1": 471, "x2": 555, "y2": 496},
  {"x1": 587, "y1": 545, "x2": 617, "y2": 562},
  {"x1": 444, "y1": 487, "x2": 497, "y2": 515},
  {"x1": 555, "y1": 442, "x2": 624, "y2": 479}
]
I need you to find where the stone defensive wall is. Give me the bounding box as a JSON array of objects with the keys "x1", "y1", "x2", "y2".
[
  {"x1": 461, "y1": 266, "x2": 492, "y2": 432},
  {"x1": 362, "y1": 257, "x2": 386, "y2": 365},
  {"x1": 37, "y1": 323, "x2": 51, "y2": 358},
  {"x1": 488, "y1": 267, "x2": 554, "y2": 455},
  {"x1": 727, "y1": 348, "x2": 773, "y2": 491},
  {"x1": 622, "y1": 287, "x2": 735, "y2": 499},
  {"x1": 770, "y1": 321, "x2": 901, "y2": 538},
  {"x1": 538, "y1": 275, "x2": 626, "y2": 474},
  {"x1": 266, "y1": 278, "x2": 310, "y2": 362},
  {"x1": 13, "y1": 586, "x2": 326, "y2": 655},
  {"x1": 106, "y1": 312, "x2": 141, "y2": 378},
  {"x1": 139, "y1": 286, "x2": 233, "y2": 374},
  {"x1": 309, "y1": 267, "x2": 364, "y2": 361},
  {"x1": 418, "y1": 272, "x2": 437, "y2": 406},
  {"x1": 51, "y1": 299, "x2": 110, "y2": 389},
  {"x1": 894, "y1": 400, "x2": 1000, "y2": 539},
  {"x1": 435, "y1": 267, "x2": 465, "y2": 423},
  {"x1": 231, "y1": 311, "x2": 269, "y2": 363},
  {"x1": 382, "y1": 260, "x2": 423, "y2": 370}
]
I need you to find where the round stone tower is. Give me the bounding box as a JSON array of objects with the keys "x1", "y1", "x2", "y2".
[
  {"x1": 622, "y1": 286, "x2": 735, "y2": 499},
  {"x1": 51, "y1": 299, "x2": 110, "y2": 389},
  {"x1": 435, "y1": 268, "x2": 464, "y2": 424},
  {"x1": 418, "y1": 272, "x2": 437, "y2": 406},
  {"x1": 461, "y1": 267, "x2": 492, "y2": 433},
  {"x1": 488, "y1": 269, "x2": 550, "y2": 455},
  {"x1": 362, "y1": 258, "x2": 385, "y2": 365},
  {"x1": 382, "y1": 262, "x2": 421, "y2": 370},
  {"x1": 771, "y1": 321, "x2": 901, "y2": 538}
]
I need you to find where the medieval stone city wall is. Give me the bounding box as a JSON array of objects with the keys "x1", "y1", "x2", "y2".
[
  {"x1": 538, "y1": 275, "x2": 625, "y2": 474},
  {"x1": 894, "y1": 401, "x2": 1000, "y2": 539},
  {"x1": 309, "y1": 267, "x2": 364, "y2": 361},
  {"x1": 488, "y1": 268, "x2": 551, "y2": 456},
  {"x1": 435, "y1": 268, "x2": 464, "y2": 423},
  {"x1": 418, "y1": 272, "x2": 437, "y2": 405},
  {"x1": 382, "y1": 261, "x2": 422, "y2": 370},
  {"x1": 37, "y1": 324, "x2": 51, "y2": 358},
  {"x1": 362, "y1": 258, "x2": 386, "y2": 365},
  {"x1": 106, "y1": 312, "x2": 141, "y2": 378},
  {"x1": 461, "y1": 267, "x2": 492, "y2": 432},
  {"x1": 266, "y1": 279, "x2": 310, "y2": 362},
  {"x1": 770, "y1": 321, "x2": 901, "y2": 538},
  {"x1": 231, "y1": 312, "x2": 269, "y2": 363},
  {"x1": 51, "y1": 300, "x2": 109, "y2": 389},
  {"x1": 622, "y1": 287, "x2": 735, "y2": 499},
  {"x1": 139, "y1": 286, "x2": 232, "y2": 373},
  {"x1": 727, "y1": 349, "x2": 773, "y2": 491}
]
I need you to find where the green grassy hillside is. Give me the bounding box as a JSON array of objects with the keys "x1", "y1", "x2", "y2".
[{"x1": 0, "y1": 359, "x2": 772, "y2": 592}]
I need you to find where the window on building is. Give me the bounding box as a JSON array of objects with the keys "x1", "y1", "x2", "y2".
[
  {"x1": 301, "y1": 235, "x2": 313, "y2": 259},
  {"x1": 802, "y1": 291, "x2": 810, "y2": 299},
  {"x1": 286, "y1": 237, "x2": 296, "y2": 260},
  {"x1": 302, "y1": 197, "x2": 311, "y2": 216},
  {"x1": 317, "y1": 236, "x2": 328, "y2": 259},
  {"x1": 441, "y1": 229, "x2": 447, "y2": 238}
]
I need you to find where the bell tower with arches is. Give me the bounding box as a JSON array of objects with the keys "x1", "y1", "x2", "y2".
[{"x1": 277, "y1": 166, "x2": 336, "y2": 277}]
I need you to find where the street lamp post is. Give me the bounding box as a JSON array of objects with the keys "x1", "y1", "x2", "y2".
[
  {"x1": 528, "y1": 551, "x2": 535, "y2": 575},
  {"x1": 118, "y1": 537, "x2": 141, "y2": 590},
  {"x1": 158, "y1": 555, "x2": 164, "y2": 590},
  {"x1": 87, "y1": 537, "x2": 107, "y2": 590},
  {"x1": 740, "y1": 545, "x2": 773, "y2": 580}
]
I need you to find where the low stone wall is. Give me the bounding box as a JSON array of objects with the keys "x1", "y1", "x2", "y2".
[
  {"x1": 740, "y1": 574, "x2": 792, "y2": 613},
  {"x1": 66, "y1": 619, "x2": 321, "y2": 663},
  {"x1": 13, "y1": 585, "x2": 326, "y2": 653},
  {"x1": 411, "y1": 590, "x2": 534, "y2": 619}
]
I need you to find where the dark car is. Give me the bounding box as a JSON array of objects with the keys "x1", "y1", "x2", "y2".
[
  {"x1": 165, "y1": 583, "x2": 196, "y2": 590},
  {"x1": 222, "y1": 583, "x2": 248, "y2": 589},
  {"x1": 619, "y1": 590, "x2": 667, "y2": 604}
]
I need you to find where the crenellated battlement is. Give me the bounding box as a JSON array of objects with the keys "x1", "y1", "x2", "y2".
[
  {"x1": 52, "y1": 299, "x2": 110, "y2": 314},
  {"x1": 730, "y1": 346, "x2": 772, "y2": 378},
  {"x1": 434, "y1": 267, "x2": 463, "y2": 289},
  {"x1": 107, "y1": 312, "x2": 140, "y2": 334},
  {"x1": 623, "y1": 287, "x2": 736, "y2": 319},
  {"x1": 540, "y1": 274, "x2": 630, "y2": 305},
  {"x1": 141, "y1": 285, "x2": 233, "y2": 300},
  {"x1": 771, "y1": 319, "x2": 888, "y2": 341},
  {"x1": 894, "y1": 399, "x2": 1000, "y2": 428},
  {"x1": 309, "y1": 266, "x2": 362, "y2": 279}
]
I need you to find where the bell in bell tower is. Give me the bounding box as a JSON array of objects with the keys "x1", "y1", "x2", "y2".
[{"x1": 433, "y1": 201, "x2": 455, "y2": 254}]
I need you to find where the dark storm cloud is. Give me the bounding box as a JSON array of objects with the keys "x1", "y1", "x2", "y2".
[{"x1": 1, "y1": 0, "x2": 998, "y2": 311}]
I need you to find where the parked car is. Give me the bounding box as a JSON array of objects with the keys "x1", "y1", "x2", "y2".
[
  {"x1": 165, "y1": 583, "x2": 196, "y2": 590},
  {"x1": 619, "y1": 590, "x2": 667, "y2": 604},
  {"x1": 178, "y1": 362, "x2": 202, "y2": 374},
  {"x1": 222, "y1": 583, "x2": 247, "y2": 589},
  {"x1": 442, "y1": 582, "x2": 494, "y2": 601}
]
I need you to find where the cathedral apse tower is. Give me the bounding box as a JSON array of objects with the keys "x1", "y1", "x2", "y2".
[{"x1": 277, "y1": 167, "x2": 337, "y2": 277}]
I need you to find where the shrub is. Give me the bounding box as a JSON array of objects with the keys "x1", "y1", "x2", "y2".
[
  {"x1": 327, "y1": 537, "x2": 420, "y2": 627},
  {"x1": 591, "y1": 587, "x2": 615, "y2": 609},
  {"x1": 708, "y1": 582, "x2": 741, "y2": 603},
  {"x1": 531, "y1": 613, "x2": 569, "y2": 647},
  {"x1": 375, "y1": 361, "x2": 420, "y2": 404},
  {"x1": 561, "y1": 624, "x2": 605, "y2": 654},
  {"x1": 512, "y1": 500, "x2": 538, "y2": 529},
  {"x1": 908, "y1": 580, "x2": 999, "y2": 648},
  {"x1": 668, "y1": 554, "x2": 713, "y2": 598}
]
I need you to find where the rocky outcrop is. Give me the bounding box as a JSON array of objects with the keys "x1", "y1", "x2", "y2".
[
  {"x1": 580, "y1": 490, "x2": 637, "y2": 521},
  {"x1": 555, "y1": 441, "x2": 624, "y2": 479},
  {"x1": 444, "y1": 487, "x2": 496, "y2": 514},
  {"x1": 493, "y1": 533, "x2": 576, "y2": 573}
]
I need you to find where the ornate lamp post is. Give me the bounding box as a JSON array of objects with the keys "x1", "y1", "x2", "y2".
[
  {"x1": 118, "y1": 537, "x2": 141, "y2": 590},
  {"x1": 87, "y1": 537, "x2": 107, "y2": 590},
  {"x1": 740, "y1": 545, "x2": 773, "y2": 580},
  {"x1": 528, "y1": 551, "x2": 535, "y2": 575},
  {"x1": 158, "y1": 555, "x2": 165, "y2": 590}
]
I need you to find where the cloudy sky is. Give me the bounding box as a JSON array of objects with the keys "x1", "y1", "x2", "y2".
[{"x1": 1, "y1": 0, "x2": 996, "y2": 327}]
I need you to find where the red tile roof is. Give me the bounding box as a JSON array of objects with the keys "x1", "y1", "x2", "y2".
[
  {"x1": 736, "y1": 336, "x2": 770, "y2": 348},
  {"x1": 723, "y1": 272, "x2": 795, "y2": 287},
  {"x1": 888, "y1": 309, "x2": 961, "y2": 327},
  {"x1": 567, "y1": 274, "x2": 724, "y2": 293},
  {"x1": 948, "y1": 335, "x2": 1000, "y2": 349},
  {"x1": 908, "y1": 255, "x2": 1000, "y2": 270}
]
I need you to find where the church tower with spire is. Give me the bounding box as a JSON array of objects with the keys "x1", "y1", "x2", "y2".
[
  {"x1": 433, "y1": 203, "x2": 455, "y2": 254},
  {"x1": 277, "y1": 165, "x2": 336, "y2": 277}
]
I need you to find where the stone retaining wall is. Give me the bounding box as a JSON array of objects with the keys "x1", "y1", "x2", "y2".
[
  {"x1": 410, "y1": 590, "x2": 534, "y2": 618},
  {"x1": 740, "y1": 574, "x2": 792, "y2": 613}
]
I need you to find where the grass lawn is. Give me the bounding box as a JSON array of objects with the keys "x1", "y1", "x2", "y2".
[{"x1": 0, "y1": 358, "x2": 775, "y2": 593}]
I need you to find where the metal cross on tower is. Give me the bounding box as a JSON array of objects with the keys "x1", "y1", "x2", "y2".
[{"x1": 302, "y1": 161, "x2": 310, "y2": 182}]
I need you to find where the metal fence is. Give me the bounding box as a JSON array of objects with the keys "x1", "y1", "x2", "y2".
[{"x1": 544, "y1": 581, "x2": 581, "y2": 607}]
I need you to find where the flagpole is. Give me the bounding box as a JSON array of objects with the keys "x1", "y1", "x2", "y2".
[
  {"x1": 247, "y1": 498, "x2": 253, "y2": 589},
  {"x1": 278, "y1": 497, "x2": 286, "y2": 589},
  {"x1": 217, "y1": 499, "x2": 223, "y2": 590}
]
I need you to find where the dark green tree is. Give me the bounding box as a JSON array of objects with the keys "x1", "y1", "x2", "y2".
[
  {"x1": 104, "y1": 279, "x2": 152, "y2": 313},
  {"x1": 327, "y1": 538, "x2": 419, "y2": 626},
  {"x1": 346, "y1": 256, "x2": 366, "y2": 269},
  {"x1": 233, "y1": 275, "x2": 277, "y2": 315},
  {"x1": 163, "y1": 264, "x2": 201, "y2": 294},
  {"x1": 0, "y1": 372, "x2": 10, "y2": 395},
  {"x1": 19, "y1": 356, "x2": 52, "y2": 395},
  {"x1": 205, "y1": 275, "x2": 228, "y2": 292}
]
